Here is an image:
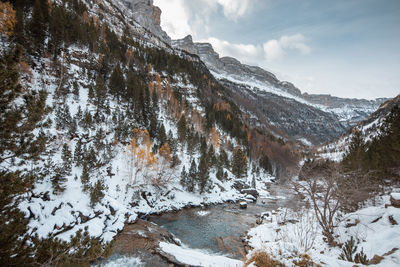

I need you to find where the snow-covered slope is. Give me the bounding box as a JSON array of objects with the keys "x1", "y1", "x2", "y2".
[
  {"x1": 172, "y1": 35, "x2": 387, "y2": 144},
  {"x1": 317, "y1": 95, "x2": 400, "y2": 161},
  {"x1": 1, "y1": 0, "x2": 278, "y2": 256},
  {"x1": 246, "y1": 192, "x2": 400, "y2": 266}
]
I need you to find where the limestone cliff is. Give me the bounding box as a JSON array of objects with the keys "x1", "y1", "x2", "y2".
[{"x1": 122, "y1": 0, "x2": 171, "y2": 43}]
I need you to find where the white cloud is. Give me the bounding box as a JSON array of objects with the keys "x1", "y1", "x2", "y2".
[
  {"x1": 202, "y1": 34, "x2": 310, "y2": 66},
  {"x1": 202, "y1": 37, "x2": 264, "y2": 65},
  {"x1": 263, "y1": 40, "x2": 285, "y2": 61},
  {"x1": 216, "y1": 0, "x2": 251, "y2": 21},
  {"x1": 154, "y1": 0, "x2": 254, "y2": 39},
  {"x1": 280, "y1": 34, "x2": 311, "y2": 54},
  {"x1": 154, "y1": 0, "x2": 193, "y2": 39},
  {"x1": 263, "y1": 34, "x2": 311, "y2": 61},
  {"x1": 154, "y1": 1, "x2": 311, "y2": 64}
]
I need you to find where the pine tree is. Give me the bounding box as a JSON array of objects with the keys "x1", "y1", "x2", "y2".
[
  {"x1": 85, "y1": 145, "x2": 97, "y2": 169},
  {"x1": 52, "y1": 166, "x2": 67, "y2": 194},
  {"x1": 74, "y1": 139, "x2": 82, "y2": 164},
  {"x1": 83, "y1": 109, "x2": 92, "y2": 129},
  {"x1": 90, "y1": 179, "x2": 105, "y2": 207},
  {"x1": 342, "y1": 130, "x2": 365, "y2": 171},
  {"x1": 94, "y1": 128, "x2": 105, "y2": 151},
  {"x1": 61, "y1": 143, "x2": 72, "y2": 175},
  {"x1": 72, "y1": 81, "x2": 80, "y2": 100},
  {"x1": 177, "y1": 115, "x2": 187, "y2": 142},
  {"x1": 94, "y1": 74, "x2": 107, "y2": 109},
  {"x1": 149, "y1": 112, "x2": 158, "y2": 139},
  {"x1": 30, "y1": 0, "x2": 49, "y2": 52},
  {"x1": 55, "y1": 104, "x2": 72, "y2": 130},
  {"x1": 180, "y1": 166, "x2": 187, "y2": 188},
  {"x1": 187, "y1": 160, "x2": 197, "y2": 192},
  {"x1": 68, "y1": 119, "x2": 77, "y2": 138},
  {"x1": 232, "y1": 146, "x2": 248, "y2": 179},
  {"x1": 158, "y1": 124, "x2": 167, "y2": 148},
  {"x1": 216, "y1": 166, "x2": 224, "y2": 181},
  {"x1": 81, "y1": 163, "x2": 90, "y2": 192},
  {"x1": 88, "y1": 85, "x2": 95, "y2": 99},
  {"x1": 207, "y1": 145, "x2": 216, "y2": 168},
  {"x1": 260, "y1": 154, "x2": 272, "y2": 174},
  {"x1": 198, "y1": 154, "x2": 210, "y2": 194},
  {"x1": 109, "y1": 64, "x2": 125, "y2": 102},
  {"x1": 49, "y1": 5, "x2": 65, "y2": 59},
  {"x1": 219, "y1": 149, "x2": 229, "y2": 169}
]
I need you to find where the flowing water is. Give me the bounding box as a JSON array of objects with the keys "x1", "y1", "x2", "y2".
[
  {"x1": 107, "y1": 183, "x2": 298, "y2": 266},
  {"x1": 148, "y1": 183, "x2": 297, "y2": 259}
]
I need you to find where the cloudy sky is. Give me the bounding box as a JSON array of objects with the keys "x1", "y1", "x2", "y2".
[{"x1": 153, "y1": 0, "x2": 400, "y2": 99}]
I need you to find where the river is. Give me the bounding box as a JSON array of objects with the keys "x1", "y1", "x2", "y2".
[{"x1": 102, "y1": 182, "x2": 298, "y2": 266}]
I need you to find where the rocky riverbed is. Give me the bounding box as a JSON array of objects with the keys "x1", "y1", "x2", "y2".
[{"x1": 105, "y1": 183, "x2": 298, "y2": 266}]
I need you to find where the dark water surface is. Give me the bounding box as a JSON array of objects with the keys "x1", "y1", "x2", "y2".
[{"x1": 148, "y1": 183, "x2": 296, "y2": 259}]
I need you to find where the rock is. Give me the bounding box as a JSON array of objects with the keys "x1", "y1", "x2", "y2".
[
  {"x1": 390, "y1": 193, "x2": 400, "y2": 208},
  {"x1": 388, "y1": 215, "x2": 398, "y2": 225},
  {"x1": 244, "y1": 194, "x2": 257, "y2": 203},
  {"x1": 122, "y1": 0, "x2": 171, "y2": 43},
  {"x1": 78, "y1": 212, "x2": 90, "y2": 223},
  {"x1": 112, "y1": 219, "x2": 179, "y2": 255},
  {"x1": 345, "y1": 219, "x2": 360, "y2": 228},
  {"x1": 172, "y1": 34, "x2": 387, "y2": 144},
  {"x1": 239, "y1": 201, "x2": 247, "y2": 209},
  {"x1": 42, "y1": 191, "x2": 50, "y2": 201},
  {"x1": 241, "y1": 189, "x2": 259, "y2": 199},
  {"x1": 232, "y1": 180, "x2": 250, "y2": 191}
]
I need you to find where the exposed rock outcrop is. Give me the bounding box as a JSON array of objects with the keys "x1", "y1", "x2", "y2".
[
  {"x1": 172, "y1": 34, "x2": 388, "y2": 139},
  {"x1": 122, "y1": 0, "x2": 171, "y2": 43}
]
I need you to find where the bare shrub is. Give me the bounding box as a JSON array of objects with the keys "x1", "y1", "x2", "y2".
[
  {"x1": 279, "y1": 209, "x2": 318, "y2": 255},
  {"x1": 337, "y1": 170, "x2": 383, "y2": 212},
  {"x1": 294, "y1": 160, "x2": 342, "y2": 245},
  {"x1": 245, "y1": 251, "x2": 284, "y2": 267}
]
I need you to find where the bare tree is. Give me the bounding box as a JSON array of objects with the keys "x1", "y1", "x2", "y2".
[{"x1": 294, "y1": 160, "x2": 342, "y2": 245}]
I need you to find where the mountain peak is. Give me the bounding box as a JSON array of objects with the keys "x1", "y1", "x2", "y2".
[{"x1": 122, "y1": 0, "x2": 170, "y2": 42}]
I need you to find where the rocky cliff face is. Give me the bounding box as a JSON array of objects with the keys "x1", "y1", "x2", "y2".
[
  {"x1": 122, "y1": 0, "x2": 170, "y2": 43},
  {"x1": 172, "y1": 35, "x2": 387, "y2": 127},
  {"x1": 118, "y1": 2, "x2": 388, "y2": 144}
]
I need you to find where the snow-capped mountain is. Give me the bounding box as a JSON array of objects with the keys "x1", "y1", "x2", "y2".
[
  {"x1": 172, "y1": 35, "x2": 388, "y2": 144},
  {"x1": 318, "y1": 95, "x2": 400, "y2": 161}
]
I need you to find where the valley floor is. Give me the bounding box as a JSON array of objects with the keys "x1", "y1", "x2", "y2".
[{"x1": 101, "y1": 187, "x2": 400, "y2": 267}]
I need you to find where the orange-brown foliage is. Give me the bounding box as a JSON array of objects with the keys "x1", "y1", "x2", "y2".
[
  {"x1": 214, "y1": 102, "x2": 231, "y2": 112},
  {"x1": 156, "y1": 73, "x2": 162, "y2": 95},
  {"x1": 125, "y1": 48, "x2": 134, "y2": 65},
  {"x1": 147, "y1": 63, "x2": 152, "y2": 73},
  {"x1": 159, "y1": 143, "x2": 172, "y2": 162},
  {"x1": 83, "y1": 10, "x2": 90, "y2": 24},
  {"x1": 0, "y1": 2, "x2": 16, "y2": 37},
  {"x1": 148, "y1": 81, "x2": 154, "y2": 96},
  {"x1": 245, "y1": 251, "x2": 283, "y2": 267},
  {"x1": 211, "y1": 126, "x2": 220, "y2": 149},
  {"x1": 19, "y1": 61, "x2": 32, "y2": 76}
]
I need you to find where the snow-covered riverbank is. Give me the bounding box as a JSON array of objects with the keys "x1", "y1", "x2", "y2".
[{"x1": 246, "y1": 192, "x2": 400, "y2": 266}]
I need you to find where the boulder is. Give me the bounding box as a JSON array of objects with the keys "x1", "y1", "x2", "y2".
[
  {"x1": 390, "y1": 193, "x2": 400, "y2": 208},
  {"x1": 233, "y1": 180, "x2": 249, "y2": 191},
  {"x1": 241, "y1": 188, "x2": 259, "y2": 199},
  {"x1": 239, "y1": 201, "x2": 247, "y2": 209},
  {"x1": 245, "y1": 194, "x2": 257, "y2": 203}
]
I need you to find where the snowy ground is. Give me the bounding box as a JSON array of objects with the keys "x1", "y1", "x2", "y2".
[
  {"x1": 246, "y1": 192, "x2": 400, "y2": 266},
  {"x1": 159, "y1": 242, "x2": 243, "y2": 267}
]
